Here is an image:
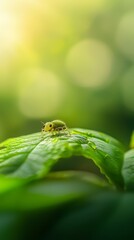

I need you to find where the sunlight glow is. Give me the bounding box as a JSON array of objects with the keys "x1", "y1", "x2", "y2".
[{"x1": 0, "y1": 11, "x2": 22, "y2": 53}]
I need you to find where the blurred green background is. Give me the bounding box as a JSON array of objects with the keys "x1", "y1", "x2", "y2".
[{"x1": 0, "y1": 0, "x2": 134, "y2": 146}]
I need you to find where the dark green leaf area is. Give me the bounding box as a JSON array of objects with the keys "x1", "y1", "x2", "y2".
[
  {"x1": 0, "y1": 172, "x2": 133, "y2": 240},
  {"x1": 45, "y1": 191, "x2": 134, "y2": 240},
  {"x1": 122, "y1": 149, "x2": 134, "y2": 190},
  {"x1": 0, "y1": 129, "x2": 124, "y2": 188},
  {"x1": 0, "y1": 172, "x2": 115, "y2": 240},
  {"x1": 1, "y1": 183, "x2": 134, "y2": 240},
  {"x1": 0, "y1": 171, "x2": 107, "y2": 211}
]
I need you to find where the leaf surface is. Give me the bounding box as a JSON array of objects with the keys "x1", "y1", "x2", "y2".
[
  {"x1": 122, "y1": 149, "x2": 134, "y2": 190},
  {"x1": 0, "y1": 129, "x2": 124, "y2": 187}
]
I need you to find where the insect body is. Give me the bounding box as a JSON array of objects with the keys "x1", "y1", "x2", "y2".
[{"x1": 42, "y1": 120, "x2": 69, "y2": 135}]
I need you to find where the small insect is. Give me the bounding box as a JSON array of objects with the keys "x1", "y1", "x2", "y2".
[{"x1": 41, "y1": 120, "x2": 70, "y2": 135}]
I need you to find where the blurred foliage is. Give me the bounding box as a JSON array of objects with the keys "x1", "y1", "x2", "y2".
[{"x1": 0, "y1": 0, "x2": 134, "y2": 146}]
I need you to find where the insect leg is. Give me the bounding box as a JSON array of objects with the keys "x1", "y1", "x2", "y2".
[{"x1": 41, "y1": 129, "x2": 44, "y2": 138}]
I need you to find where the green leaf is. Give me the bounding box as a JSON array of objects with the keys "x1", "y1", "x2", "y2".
[
  {"x1": 0, "y1": 172, "x2": 133, "y2": 240},
  {"x1": 0, "y1": 175, "x2": 26, "y2": 194},
  {"x1": 0, "y1": 171, "x2": 108, "y2": 240},
  {"x1": 0, "y1": 172, "x2": 112, "y2": 240},
  {"x1": 130, "y1": 131, "x2": 134, "y2": 149},
  {"x1": 0, "y1": 128, "x2": 124, "y2": 188},
  {"x1": 44, "y1": 191, "x2": 134, "y2": 240},
  {"x1": 0, "y1": 213, "x2": 20, "y2": 240},
  {"x1": 122, "y1": 149, "x2": 134, "y2": 190},
  {"x1": 0, "y1": 171, "x2": 107, "y2": 211}
]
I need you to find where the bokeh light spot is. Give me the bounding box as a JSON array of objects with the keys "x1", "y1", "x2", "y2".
[
  {"x1": 66, "y1": 39, "x2": 113, "y2": 88},
  {"x1": 116, "y1": 12, "x2": 134, "y2": 60},
  {"x1": 18, "y1": 69, "x2": 63, "y2": 118},
  {"x1": 122, "y1": 66, "x2": 134, "y2": 112}
]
